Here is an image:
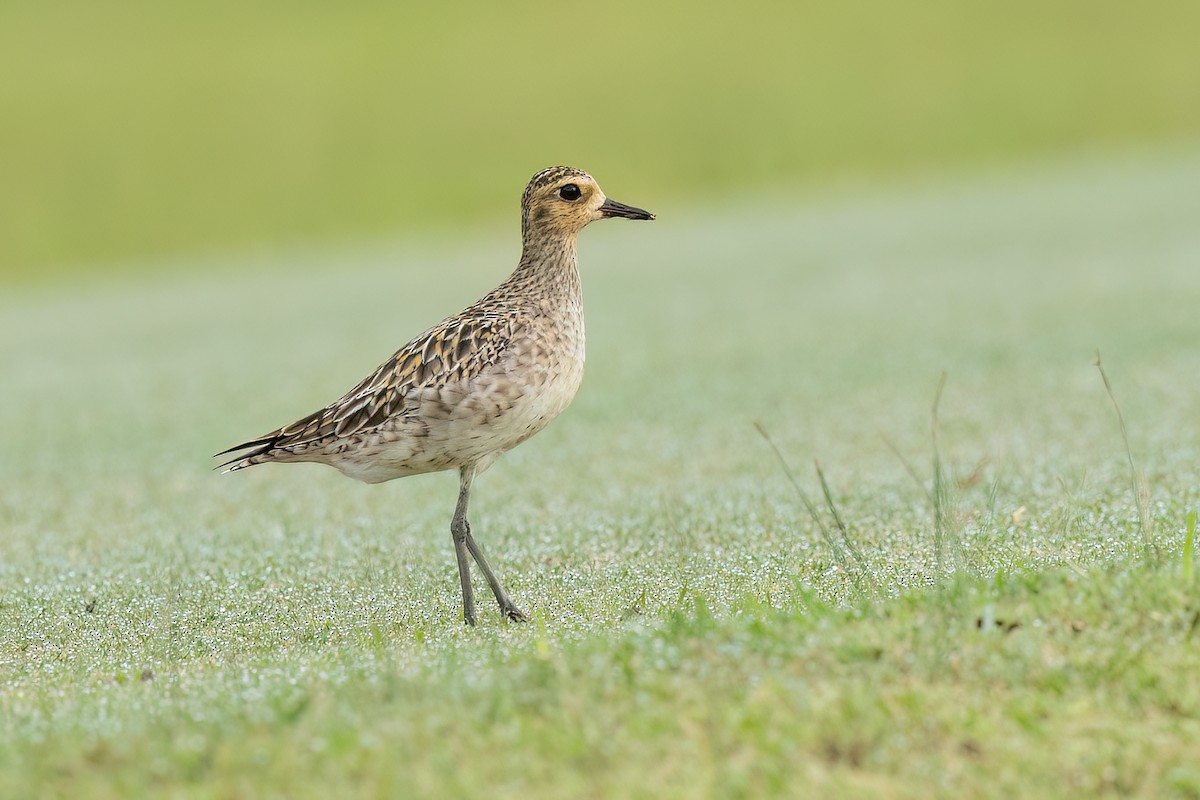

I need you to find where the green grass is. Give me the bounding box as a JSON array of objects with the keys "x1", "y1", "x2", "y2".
[
  {"x1": 3, "y1": 0, "x2": 1200, "y2": 280},
  {"x1": 3, "y1": 151, "x2": 1200, "y2": 797}
]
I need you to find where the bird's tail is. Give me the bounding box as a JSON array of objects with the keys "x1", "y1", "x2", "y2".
[
  {"x1": 217, "y1": 407, "x2": 329, "y2": 473},
  {"x1": 213, "y1": 436, "x2": 277, "y2": 473}
]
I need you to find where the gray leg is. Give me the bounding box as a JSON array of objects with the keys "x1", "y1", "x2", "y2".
[
  {"x1": 453, "y1": 467, "x2": 528, "y2": 624},
  {"x1": 451, "y1": 469, "x2": 478, "y2": 626},
  {"x1": 464, "y1": 532, "x2": 528, "y2": 622}
]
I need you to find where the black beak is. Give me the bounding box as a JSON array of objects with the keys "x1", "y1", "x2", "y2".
[{"x1": 599, "y1": 197, "x2": 655, "y2": 221}]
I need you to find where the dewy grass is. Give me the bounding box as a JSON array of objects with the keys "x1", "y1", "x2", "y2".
[{"x1": 2, "y1": 153, "x2": 1200, "y2": 797}]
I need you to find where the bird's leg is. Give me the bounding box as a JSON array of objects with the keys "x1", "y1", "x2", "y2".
[
  {"x1": 456, "y1": 467, "x2": 529, "y2": 623},
  {"x1": 451, "y1": 469, "x2": 477, "y2": 626},
  {"x1": 463, "y1": 532, "x2": 529, "y2": 623}
]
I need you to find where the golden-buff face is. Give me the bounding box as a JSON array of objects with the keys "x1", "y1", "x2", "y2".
[{"x1": 521, "y1": 167, "x2": 654, "y2": 240}]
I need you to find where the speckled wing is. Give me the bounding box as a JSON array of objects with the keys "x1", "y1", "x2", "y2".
[{"x1": 216, "y1": 308, "x2": 518, "y2": 471}]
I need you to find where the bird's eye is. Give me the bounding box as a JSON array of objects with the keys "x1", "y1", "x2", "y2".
[{"x1": 558, "y1": 184, "x2": 581, "y2": 201}]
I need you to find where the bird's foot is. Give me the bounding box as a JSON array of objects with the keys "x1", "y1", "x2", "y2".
[{"x1": 501, "y1": 604, "x2": 529, "y2": 623}]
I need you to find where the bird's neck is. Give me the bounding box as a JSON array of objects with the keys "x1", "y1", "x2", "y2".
[{"x1": 507, "y1": 232, "x2": 582, "y2": 304}]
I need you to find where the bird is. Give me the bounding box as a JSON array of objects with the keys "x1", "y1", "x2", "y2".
[{"x1": 217, "y1": 166, "x2": 654, "y2": 625}]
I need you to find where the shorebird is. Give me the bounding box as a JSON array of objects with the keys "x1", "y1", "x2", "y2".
[{"x1": 217, "y1": 166, "x2": 654, "y2": 625}]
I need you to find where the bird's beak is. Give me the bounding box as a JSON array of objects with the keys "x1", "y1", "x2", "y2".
[{"x1": 599, "y1": 197, "x2": 655, "y2": 221}]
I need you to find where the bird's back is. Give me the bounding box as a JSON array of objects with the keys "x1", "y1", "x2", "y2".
[{"x1": 218, "y1": 275, "x2": 585, "y2": 483}]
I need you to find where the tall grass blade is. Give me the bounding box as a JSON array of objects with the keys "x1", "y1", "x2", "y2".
[
  {"x1": 882, "y1": 436, "x2": 935, "y2": 506},
  {"x1": 754, "y1": 422, "x2": 864, "y2": 594},
  {"x1": 1094, "y1": 352, "x2": 1156, "y2": 558},
  {"x1": 931, "y1": 373, "x2": 949, "y2": 572},
  {"x1": 1184, "y1": 511, "x2": 1197, "y2": 585},
  {"x1": 813, "y1": 459, "x2": 870, "y2": 582},
  {"x1": 881, "y1": 372, "x2": 963, "y2": 579}
]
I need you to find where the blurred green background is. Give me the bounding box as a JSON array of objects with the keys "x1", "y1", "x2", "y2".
[{"x1": 3, "y1": 0, "x2": 1198, "y2": 283}]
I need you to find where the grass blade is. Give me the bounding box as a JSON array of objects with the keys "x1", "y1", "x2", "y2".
[
  {"x1": 813, "y1": 459, "x2": 869, "y2": 579},
  {"x1": 1185, "y1": 511, "x2": 1197, "y2": 585},
  {"x1": 930, "y1": 373, "x2": 950, "y2": 572},
  {"x1": 754, "y1": 422, "x2": 865, "y2": 594},
  {"x1": 1094, "y1": 352, "x2": 1156, "y2": 558}
]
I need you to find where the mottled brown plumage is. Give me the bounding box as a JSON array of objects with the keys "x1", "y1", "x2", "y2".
[{"x1": 218, "y1": 166, "x2": 653, "y2": 624}]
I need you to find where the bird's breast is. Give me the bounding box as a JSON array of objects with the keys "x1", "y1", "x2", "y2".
[
  {"x1": 413, "y1": 308, "x2": 584, "y2": 466},
  {"x1": 486, "y1": 307, "x2": 586, "y2": 443}
]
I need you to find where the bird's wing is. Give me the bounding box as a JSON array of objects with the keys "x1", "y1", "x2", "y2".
[{"x1": 216, "y1": 308, "x2": 520, "y2": 469}]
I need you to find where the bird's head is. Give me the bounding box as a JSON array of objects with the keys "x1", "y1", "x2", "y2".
[{"x1": 520, "y1": 166, "x2": 654, "y2": 242}]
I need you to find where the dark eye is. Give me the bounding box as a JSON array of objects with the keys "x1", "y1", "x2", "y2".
[{"x1": 558, "y1": 184, "x2": 581, "y2": 201}]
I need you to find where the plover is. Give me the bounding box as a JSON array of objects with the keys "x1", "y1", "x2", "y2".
[{"x1": 217, "y1": 166, "x2": 654, "y2": 625}]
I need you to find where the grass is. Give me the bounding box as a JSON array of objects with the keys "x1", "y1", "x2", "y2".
[
  {"x1": 3, "y1": 0, "x2": 1200, "y2": 280},
  {"x1": 1095, "y1": 352, "x2": 1156, "y2": 558},
  {"x1": 1186, "y1": 513, "x2": 1198, "y2": 586},
  {"x1": 3, "y1": 150, "x2": 1200, "y2": 797}
]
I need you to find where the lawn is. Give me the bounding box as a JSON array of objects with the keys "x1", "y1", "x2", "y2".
[{"x1": 2, "y1": 150, "x2": 1199, "y2": 797}]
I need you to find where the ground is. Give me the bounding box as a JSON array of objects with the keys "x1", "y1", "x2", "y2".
[{"x1": 2, "y1": 151, "x2": 1199, "y2": 797}]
